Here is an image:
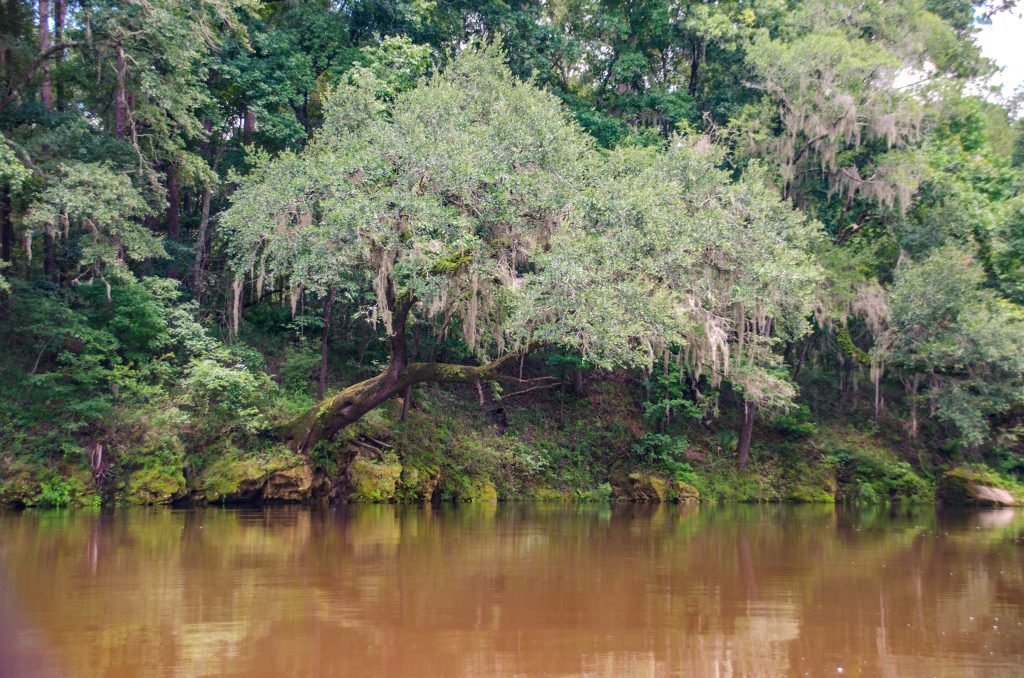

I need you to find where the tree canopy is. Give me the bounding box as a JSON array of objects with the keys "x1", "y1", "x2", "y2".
[{"x1": 1, "y1": 0, "x2": 1022, "y2": 506}]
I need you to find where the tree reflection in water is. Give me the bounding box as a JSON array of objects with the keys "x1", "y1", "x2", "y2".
[{"x1": 0, "y1": 504, "x2": 1021, "y2": 677}]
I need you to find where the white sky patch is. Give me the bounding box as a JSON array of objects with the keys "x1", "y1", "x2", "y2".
[{"x1": 976, "y1": 8, "x2": 1024, "y2": 96}]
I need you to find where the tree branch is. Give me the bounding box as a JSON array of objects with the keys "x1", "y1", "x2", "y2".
[{"x1": 2, "y1": 41, "x2": 88, "y2": 110}]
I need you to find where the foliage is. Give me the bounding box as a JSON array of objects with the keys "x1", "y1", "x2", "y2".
[{"x1": 0, "y1": 0, "x2": 1021, "y2": 505}]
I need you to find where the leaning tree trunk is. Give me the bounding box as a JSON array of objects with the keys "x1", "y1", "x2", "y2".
[{"x1": 286, "y1": 284, "x2": 519, "y2": 456}]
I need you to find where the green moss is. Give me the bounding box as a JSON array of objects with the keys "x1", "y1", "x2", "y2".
[
  {"x1": 1, "y1": 459, "x2": 100, "y2": 508},
  {"x1": 198, "y1": 446, "x2": 299, "y2": 503},
  {"x1": 785, "y1": 482, "x2": 835, "y2": 503},
  {"x1": 0, "y1": 461, "x2": 42, "y2": 506},
  {"x1": 531, "y1": 487, "x2": 571, "y2": 501},
  {"x1": 429, "y1": 248, "x2": 474, "y2": 275},
  {"x1": 671, "y1": 480, "x2": 700, "y2": 502},
  {"x1": 126, "y1": 466, "x2": 186, "y2": 505},
  {"x1": 440, "y1": 475, "x2": 499, "y2": 507},
  {"x1": 647, "y1": 475, "x2": 668, "y2": 502},
  {"x1": 457, "y1": 478, "x2": 498, "y2": 503},
  {"x1": 396, "y1": 463, "x2": 440, "y2": 502},
  {"x1": 610, "y1": 468, "x2": 671, "y2": 502},
  {"x1": 348, "y1": 458, "x2": 403, "y2": 502}
]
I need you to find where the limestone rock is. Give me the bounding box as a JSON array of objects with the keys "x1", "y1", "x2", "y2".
[
  {"x1": 196, "y1": 450, "x2": 300, "y2": 503},
  {"x1": 262, "y1": 463, "x2": 313, "y2": 502},
  {"x1": 610, "y1": 468, "x2": 668, "y2": 502},
  {"x1": 938, "y1": 467, "x2": 1018, "y2": 506},
  {"x1": 672, "y1": 480, "x2": 700, "y2": 503}
]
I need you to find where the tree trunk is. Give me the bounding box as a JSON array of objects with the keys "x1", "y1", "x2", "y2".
[
  {"x1": 399, "y1": 385, "x2": 412, "y2": 421},
  {"x1": 688, "y1": 37, "x2": 704, "y2": 98},
  {"x1": 38, "y1": 0, "x2": 52, "y2": 110},
  {"x1": 737, "y1": 400, "x2": 757, "y2": 467},
  {"x1": 165, "y1": 162, "x2": 180, "y2": 241},
  {"x1": 43, "y1": 230, "x2": 56, "y2": 282},
  {"x1": 573, "y1": 367, "x2": 585, "y2": 395},
  {"x1": 903, "y1": 375, "x2": 920, "y2": 439},
  {"x1": 243, "y1": 106, "x2": 255, "y2": 142},
  {"x1": 0, "y1": 184, "x2": 13, "y2": 264},
  {"x1": 317, "y1": 287, "x2": 334, "y2": 401},
  {"x1": 192, "y1": 187, "x2": 211, "y2": 295},
  {"x1": 53, "y1": 0, "x2": 65, "y2": 108},
  {"x1": 114, "y1": 44, "x2": 127, "y2": 138},
  {"x1": 192, "y1": 122, "x2": 218, "y2": 298},
  {"x1": 288, "y1": 282, "x2": 518, "y2": 455}
]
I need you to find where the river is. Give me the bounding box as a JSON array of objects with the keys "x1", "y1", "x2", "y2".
[{"x1": 0, "y1": 504, "x2": 1021, "y2": 677}]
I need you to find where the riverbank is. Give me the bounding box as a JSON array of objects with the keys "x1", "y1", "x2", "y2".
[{"x1": 2, "y1": 378, "x2": 1020, "y2": 509}]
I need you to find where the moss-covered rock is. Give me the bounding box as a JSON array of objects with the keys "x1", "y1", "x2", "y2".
[
  {"x1": 785, "y1": 472, "x2": 836, "y2": 503},
  {"x1": 938, "y1": 466, "x2": 1018, "y2": 506},
  {"x1": 347, "y1": 458, "x2": 403, "y2": 502},
  {"x1": 262, "y1": 463, "x2": 313, "y2": 501},
  {"x1": 0, "y1": 461, "x2": 41, "y2": 506},
  {"x1": 610, "y1": 468, "x2": 668, "y2": 502},
  {"x1": 671, "y1": 480, "x2": 700, "y2": 503},
  {"x1": 0, "y1": 461, "x2": 99, "y2": 507},
  {"x1": 126, "y1": 465, "x2": 187, "y2": 505},
  {"x1": 395, "y1": 464, "x2": 439, "y2": 502},
  {"x1": 193, "y1": 447, "x2": 302, "y2": 503},
  {"x1": 459, "y1": 478, "x2": 498, "y2": 503}
]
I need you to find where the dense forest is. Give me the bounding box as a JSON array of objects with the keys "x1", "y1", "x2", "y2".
[{"x1": 1, "y1": 0, "x2": 1023, "y2": 507}]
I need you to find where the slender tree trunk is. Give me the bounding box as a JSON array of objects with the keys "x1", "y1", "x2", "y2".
[
  {"x1": 317, "y1": 287, "x2": 334, "y2": 401},
  {"x1": 43, "y1": 231, "x2": 56, "y2": 282},
  {"x1": 399, "y1": 385, "x2": 412, "y2": 421},
  {"x1": 192, "y1": 124, "x2": 218, "y2": 298},
  {"x1": 243, "y1": 106, "x2": 255, "y2": 142},
  {"x1": 0, "y1": 184, "x2": 13, "y2": 264},
  {"x1": 573, "y1": 367, "x2": 584, "y2": 395},
  {"x1": 903, "y1": 375, "x2": 920, "y2": 439},
  {"x1": 38, "y1": 0, "x2": 52, "y2": 110},
  {"x1": 165, "y1": 162, "x2": 180, "y2": 241},
  {"x1": 737, "y1": 400, "x2": 757, "y2": 467},
  {"x1": 688, "y1": 37, "x2": 704, "y2": 98},
  {"x1": 53, "y1": 0, "x2": 64, "y2": 108},
  {"x1": 114, "y1": 44, "x2": 127, "y2": 138},
  {"x1": 192, "y1": 187, "x2": 211, "y2": 294},
  {"x1": 792, "y1": 336, "x2": 811, "y2": 380}
]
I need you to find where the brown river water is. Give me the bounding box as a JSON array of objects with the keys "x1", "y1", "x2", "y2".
[{"x1": 0, "y1": 504, "x2": 1021, "y2": 677}]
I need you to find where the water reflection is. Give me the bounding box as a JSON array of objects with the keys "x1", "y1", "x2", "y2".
[{"x1": 0, "y1": 504, "x2": 1021, "y2": 677}]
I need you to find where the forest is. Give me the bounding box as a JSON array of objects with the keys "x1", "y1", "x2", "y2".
[{"x1": 1, "y1": 0, "x2": 1023, "y2": 507}]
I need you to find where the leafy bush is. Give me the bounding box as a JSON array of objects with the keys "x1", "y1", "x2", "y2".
[
  {"x1": 770, "y1": 404, "x2": 818, "y2": 438},
  {"x1": 631, "y1": 432, "x2": 693, "y2": 479},
  {"x1": 825, "y1": 446, "x2": 930, "y2": 503},
  {"x1": 179, "y1": 359, "x2": 275, "y2": 436},
  {"x1": 35, "y1": 475, "x2": 73, "y2": 507},
  {"x1": 279, "y1": 340, "x2": 320, "y2": 393}
]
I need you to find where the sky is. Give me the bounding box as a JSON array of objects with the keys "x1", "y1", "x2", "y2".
[{"x1": 976, "y1": 7, "x2": 1024, "y2": 96}]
